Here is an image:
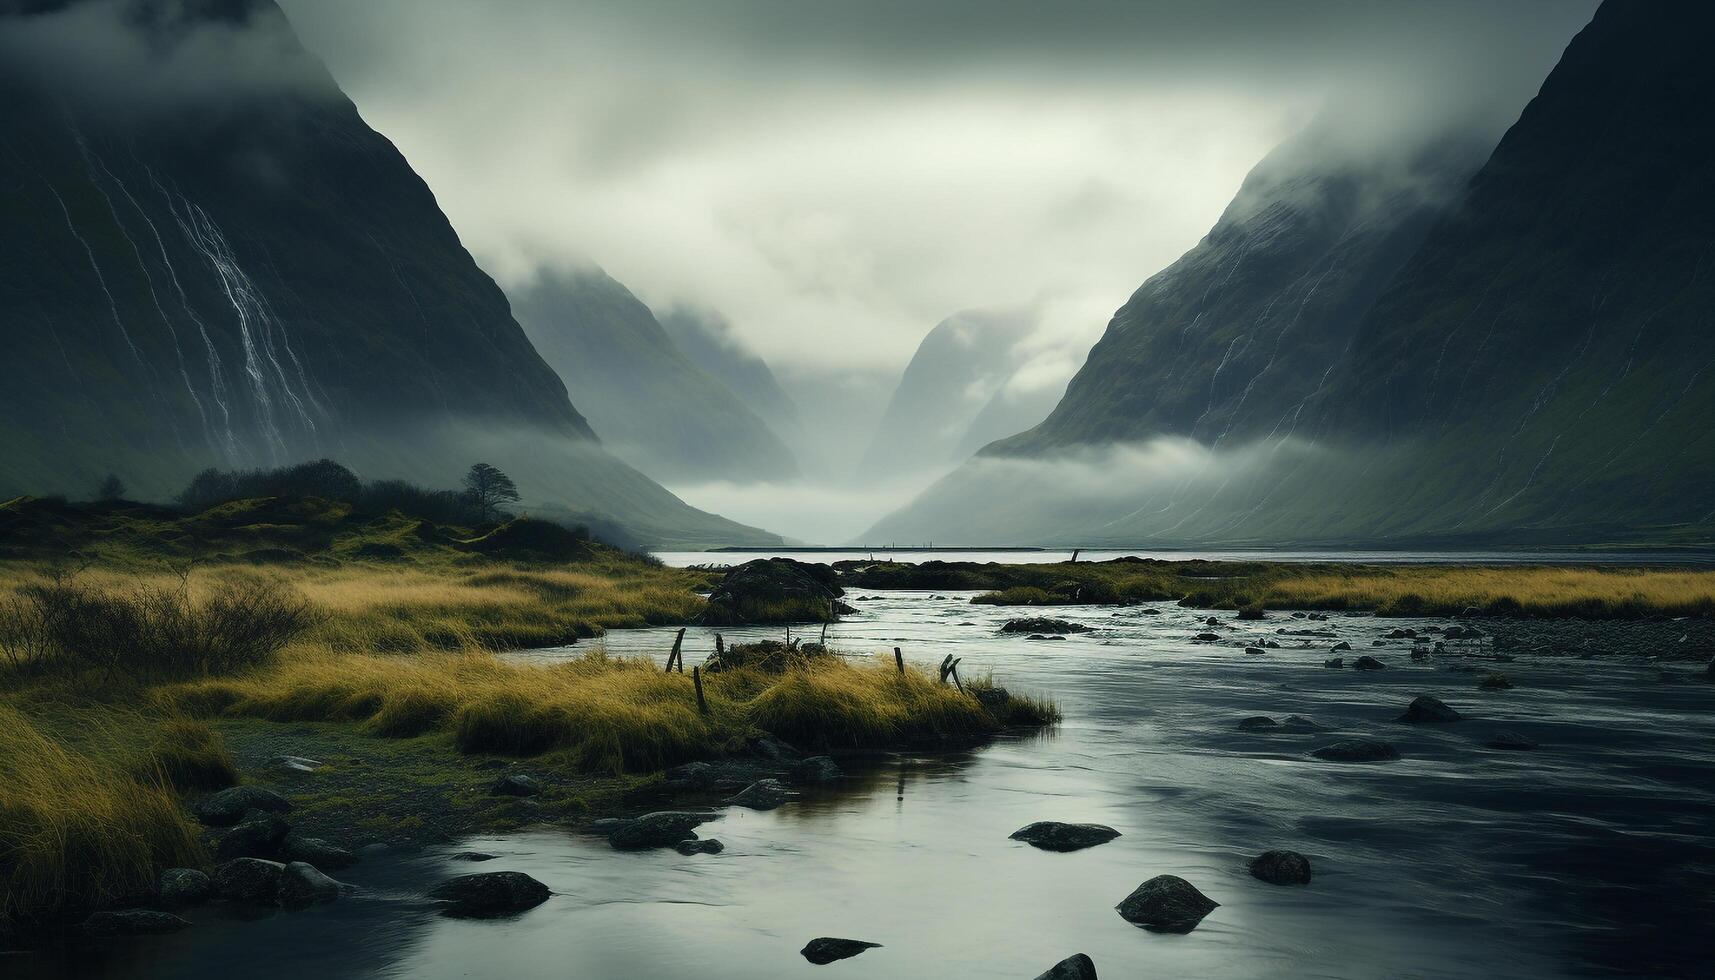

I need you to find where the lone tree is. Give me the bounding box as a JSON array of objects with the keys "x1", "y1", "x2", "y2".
[
  {"x1": 95, "y1": 473, "x2": 127, "y2": 501},
  {"x1": 463, "y1": 463, "x2": 520, "y2": 521}
]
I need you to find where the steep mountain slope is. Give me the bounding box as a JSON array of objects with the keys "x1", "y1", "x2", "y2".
[
  {"x1": 511, "y1": 268, "x2": 799, "y2": 485},
  {"x1": 990, "y1": 124, "x2": 1484, "y2": 454},
  {"x1": 872, "y1": 0, "x2": 1715, "y2": 547},
  {"x1": 658, "y1": 306, "x2": 801, "y2": 439},
  {"x1": 858, "y1": 309, "x2": 1039, "y2": 475},
  {"x1": 0, "y1": 0, "x2": 774, "y2": 547}
]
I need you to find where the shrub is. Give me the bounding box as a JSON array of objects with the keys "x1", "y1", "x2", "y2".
[
  {"x1": 135, "y1": 718, "x2": 239, "y2": 792},
  {"x1": 0, "y1": 573, "x2": 317, "y2": 681}
]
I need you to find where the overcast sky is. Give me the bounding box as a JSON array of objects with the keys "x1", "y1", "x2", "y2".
[{"x1": 276, "y1": 0, "x2": 1597, "y2": 377}]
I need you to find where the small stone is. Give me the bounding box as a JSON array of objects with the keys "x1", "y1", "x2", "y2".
[
  {"x1": 1196, "y1": 632, "x2": 1220, "y2": 642},
  {"x1": 213, "y1": 858, "x2": 286, "y2": 904},
  {"x1": 215, "y1": 813, "x2": 291, "y2": 861},
  {"x1": 1248, "y1": 849, "x2": 1313, "y2": 885},
  {"x1": 428, "y1": 871, "x2": 551, "y2": 918},
  {"x1": 674, "y1": 839, "x2": 724, "y2": 855},
  {"x1": 1009, "y1": 821, "x2": 1122, "y2": 852},
  {"x1": 490, "y1": 774, "x2": 541, "y2": 797},
  {"x1": 726, "y1": 779, "x2": 791, "y2": 811},
  {"x1": 664, "y1": 761, "x2": 717, "y2": 788},
  {"x1": 1324, "y1": 657, "x2": 1344, "y2": 669},
  {"x1": 279, "y1": 862, "x2": 343, "y2": 907},
  {"x1": 1398, "y1": 695, "x2": 1463, "y2": 723},
  {"x1": 608, "y1": 811, "x2": 721, "y2": 850},
  {"x1": 1353, "y1": 656, "x2": 1387, "y2": 670},
  {"x1": 790, "y1": 756, "x2": 842, "y2": 784},
  {"x1": 1237, "y1": 715, "x2": 1279, "y2": 732},
  {"x1": 284, "y1": 836, "x2": 357, "y2": 869},
  {"x1": 1480, "y1": 673, "x2": 1513, "y2": 690},
  {"x1": 194, "y1": 786, "x2": 291, "y2": 827},
  {"x1": 1034, "y1": 953, "x2": 1098, "y2": 980},
  {"x1": 801, "y1": 938, "x2": 881, "y2": 965},
  {"x1": 1331, "y1": 641, "x2": 1352, "y2": 652},
  {"x1": 1312, "y1": 739, "x2": 1401, "y2": 762},
  {"x1": 1485, "y1": 731, "x2": 1539, "y2": 751},
  {"x1": 1278, "y1": 715, "x2": 1323, "y2": 733},
  {"x1": 158, "y1": 868, "x2": 211, "y2": 907},
  {"x1": 1115, "y1": 875, "x2": 1219, "y2": 933},
  {"x1": 1244, "y1": 646, "x2": 1265, "y2": 656},
  {"x1": 453, "y1": 851, "x2": 500, "y2": 862},
  {"x1": 80, "y1": 910, "x2": 191, "y2": 936}
]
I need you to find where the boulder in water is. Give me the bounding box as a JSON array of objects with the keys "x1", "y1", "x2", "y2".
[
  {"x1": 698, "y1": 558, "x2": 853, "y2": 625},
  {"x1": 675, "y1": 839, "x2": 725, "y2": 855},
  {"x1": 608, "y1": 811, "x2": 721, "y2": 850},
  {"x1": 1352, "y1": 655, "x2": 1387, "y2": 670},
  {"x1": 801, "y1": 937, "x2": 882, "y2": 965},
  {"x1": 80, "y1": 910, "x2": 191, "y2": 936},
  {"x1": 1237, "y1": 716, "x2": 1279, "y2": 732},
  {"x1": 284, "y1": 835, "x2": 357, "y2": 870},
  {"x1": 1115, "y1": 875, "x2": 1219, "y2": 932},
  {"x1": 428, "y1": 871, "x2": 551, "y2": 918},
  {"x1": 790, "y1": 756, "x2": 843, "y2": 784},
  {"x1": 213, "y1": 858, "x2": 286, "y2": 904},
  {"x1": 1279, "y1": 715, "x2": 1324, "y2": 733},
  {"x1": 279, "y1": 862, "x2": 343, "y2": 907},
  {"x1": 1312, "y1": 739, "x2": 1401, "y2": 762},
  {"x1": 727, "y1": 779, "x2": 791, "y2": 811},
  {"x1": 1033, "y1": 953, "x2": 1098, "y2": 980},
  {"x1": 1248, "y1": 849, "x2": 1313, "y2": 885},
  {"x1": 1331, "y1": 641, "x2": 1352, "y2": 652},
  {"x1": 158, "y1": 868, "x2": 211, "y2": 907},
  {"x1": 1001, "y1": 617, "x2": 1091, "y2": 635},
  {"x1": 1398, "y1": 695, "x2": 1463, "y2": 723},
  {"x1": 215, "y1": 813, "x2": 291, "y2": 861},
  {"x1": 1009, "y1": 822, "x2": 1122, "y2": 852}
]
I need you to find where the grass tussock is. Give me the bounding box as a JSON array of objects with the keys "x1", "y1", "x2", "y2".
[
  {"x1": 0, "y1": 704, "x2": 206, "y2": 923},
  {"x1": 1236, "y1": 566, "x2": 1715, "y2": 618},
  {"x1": 157, "y1": 649, "x2": 1053, "y2": 774}
]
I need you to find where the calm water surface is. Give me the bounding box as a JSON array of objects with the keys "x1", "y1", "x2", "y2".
[
  {"x1": 657, "y1": 548, "x2": 1715, "y2": 567},
  {"x1": 17, "y1": 593, "x2": 1713, "y2": 978}
]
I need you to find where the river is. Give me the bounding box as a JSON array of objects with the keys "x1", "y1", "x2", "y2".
[{"x1": 18, "y1": 590, "x2": 1713, "y2": 978}]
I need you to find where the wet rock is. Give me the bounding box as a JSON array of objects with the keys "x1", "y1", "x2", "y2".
[
  {"x1": 279, "y1": 862, "x2": 343, "y2": 907},
  {"x1": 1196, "y1": 632, "x2": 1221, "y2": 642},
  {"x1": 1009, "y1": 821, "x2": 1122, "y2": 852},
  {"x1": 158, "y1": 868, "x2": 211, "y2": 907},
  {"x1": 1237, "y1": 716, "x2": 1279, "y2": 732},
  {"x1": 1443, "y1": 625, "x2": 1482, "y2": 640},
  {"x1": 790, "y1": 756, "x2": 843, "y2": 784},
  {"x1": 1410, "y1": 648, "x2": 1431, "y2": 662},
  {"x1": 801, "y1": 937, "x2": 882, "y2": 965},
  {"x1": 1244, "y1": 646, "x2": 1265, "y2": 656},
  {"x1": 284, "y1": 835, "x2": 357, "y2": 870},
  {"x1": 213, "y1": 858, "x2": 286, "y2": 904},
  {"x1": 1279, "y1": 715, "x2": 1324, "y2": 733},
  {"x1": 1312, "y1": 739, "x2": 1401, "y2": 762},
  {"x1": 215, "y1": 813, "x2": 291, "y2": 861},
  {"x1": 1115, "y1": 875, "x2": 1219, "y2": 932},
  {"x1": 1387, "y1": 628, "x2": 1417, "y2": 640},
  {"x1": 453, "y1": 851, "x2": 500, "y2": 862},
  {"x1": 1237, "y1": 607, "x2": 1266, "y2": 621},
  {"x1": 1034, "y1": 953, "x2": 1098, "y2": 980},
  {"x1": 1324, "y1": 657, "x2": 1344, "y2": 669},
  {"x1": 1485, "y1": 731, "x2": 1539, "y2": 751},
  {"x1": 194, "y1": 786, "x2": 291, "y2": 827},
  {"x1": 490, "y1": 774, "x2": 541, "y2": 797},
  {"x1": 674, "y1": 839, "x2": 724, "y2": 855},
  {"x1": 747, "y1": 735, "x2": 802, "y2": 762},
  {"x1": 1480, "y1": 673, "x2": 1513, "y2": 690},
  {"x1": 1331, "y1": 641, "x2": 1352, "y2": 652},
  {"x1": 1398, "y1": 695, "x2": 1464, "y2": 723},
  {"x1": 1373, "y1": 640, "x2": 1386, "y2": 646},
  {"x1": 1206, "y1": 617, "x2": 1222, "y2": 626},
  {"x1": 1292, "y1": 612, "x2": 1307, "y2": 619},
  {"x1": 1248, "y1": 850, "x2": 1313, "y2": 885},
  {"x1": 727, "y1": 779, "x2": 791, "y2": 811},
  {"x1": 1352, "y1": 655, "x2": 1387, "y2": 670},
  {"x1": 664, "y1": 761, "x2": 718, "y2": 789},
  {"x1": 608, "y1": 811, "x2": 721, "y2": 850},
  {"x1": 1001, "y1": 618, "x2": 1091, "y2": 635},
  {"x1": 1263, "y1": 640, "x2": 1281, "y2": 648},
  {"x1": 428, "y1": 871, "x2": 551, "y2": 918},
  {"x1": 1028, "y1": 634, "x2": 1066, "y2": 641},
  {"x1": 698, "y1": 558, "x2": 853, "y2": 625},
  {"x1": 80, "y1": 910, "x2": 191, "y2": 936},
  {"x1": 1307, "y1": 613, "x2": 1329, "y2": 621}
]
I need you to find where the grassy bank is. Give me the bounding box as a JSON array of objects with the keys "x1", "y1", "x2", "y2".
[{"x1": 840, "y1": 559, "x2": 1715, "y2": 618}]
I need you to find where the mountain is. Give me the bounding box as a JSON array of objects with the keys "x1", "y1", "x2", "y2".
[
  {"x1": 873, "y1": 0, "x2": 1714, "y2": 547},
  {"x1": 858, "y1": 309, "x2": 1040, "y2": 475},
  {"x1": 658, "y1": 306, "x2": 800, "y2": 438},
  {"x1": 511, "y1": 268, "x2": 799, "y2": 485},
  {"x1": 0, "y1": 0, "x2": 775, "y2": 547}
]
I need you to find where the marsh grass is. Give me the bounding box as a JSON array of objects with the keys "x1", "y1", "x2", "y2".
[{"x1": 0, "y1": 705, "x2": 207, "y2": 923}]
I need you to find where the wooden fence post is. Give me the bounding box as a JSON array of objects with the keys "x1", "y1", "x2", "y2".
[
  {"x1": 715, "y1": 633, "x2": 725, "y2": 661},
  {"x1": 668, "y1": 627, "x2": 686, "y2": 672},
  {"x1": 692, "y1": 666, "x2": 708, "y2": 715},
  {"x1": 894, "y1": 646, "x2": 904, "y2": 674}
]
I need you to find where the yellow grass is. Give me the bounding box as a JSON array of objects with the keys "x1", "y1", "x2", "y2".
[
  {"x1": 0, "y1": 704, "x2": 207, "y2": 921},
  {"x1": 1251, "y1": 566, "x2": 1715, "y2": 617}
]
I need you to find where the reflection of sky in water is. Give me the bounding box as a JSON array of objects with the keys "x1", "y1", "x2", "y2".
[{"x1": 21, "y1": 593, "x2": 1712, "y2": 979}]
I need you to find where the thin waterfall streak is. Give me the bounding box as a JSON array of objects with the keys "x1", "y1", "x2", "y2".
[
  {"x1": 78, "y1": 137, "x2": 212, "y2": 448},
  {"x1": 41, "y1": 177, "x2": 151, "y2": 373}
]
